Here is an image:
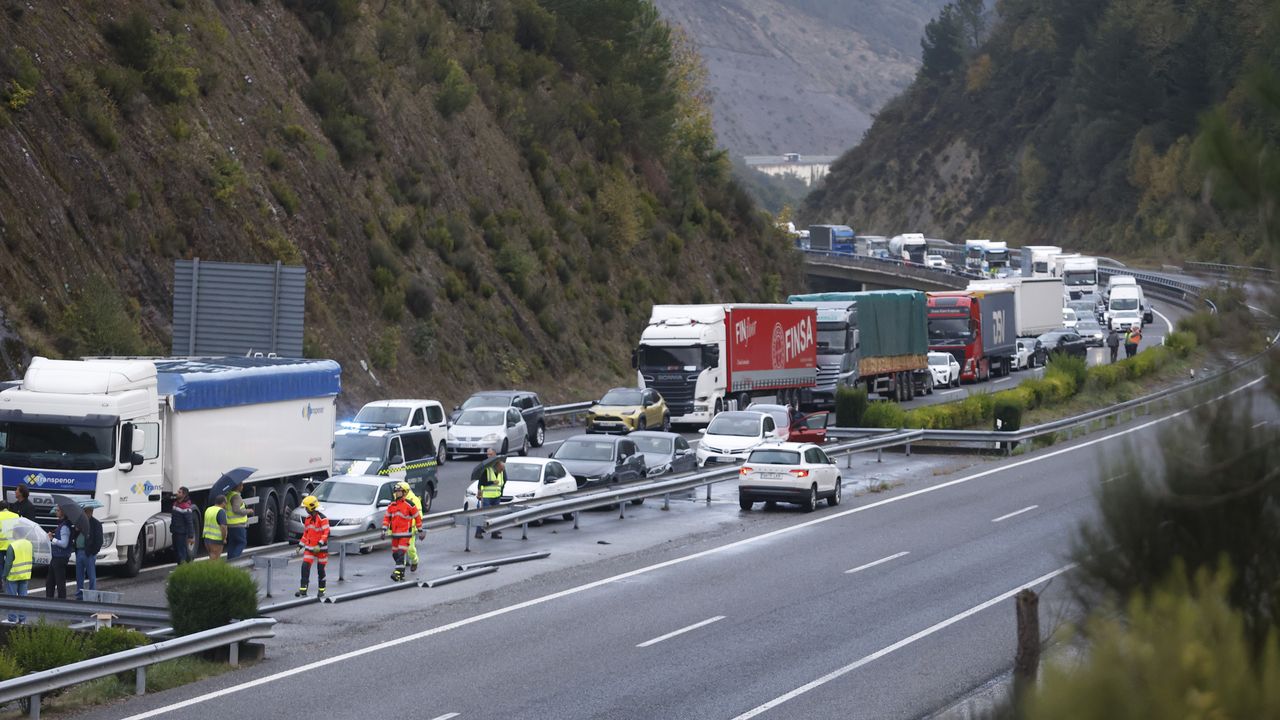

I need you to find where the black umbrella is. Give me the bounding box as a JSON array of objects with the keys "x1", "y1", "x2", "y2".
[
  {"x1": 211, "y1": 467, "x2": 257, "y2": 499},
  {"x1": 51, "y1": 494, "x2": 90, "y2": 536},
  {"x1": 469, "y1": 455, "x2": 502, "y2": 484}
]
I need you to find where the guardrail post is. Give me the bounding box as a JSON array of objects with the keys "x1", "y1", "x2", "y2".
[
  {"x1": 135, "y1": 665, "x2": 146, "y2": 695},
  {"x1": 662, "y1": 493, "x2": 670, "y2": 511},
  {"x1": 706, "y1": 484, "x2": 712, "y2": 504},
  {"x1": 464, "y1": 515, "x2": 473, "y2": 552},
  {"x1": 877, "y1": 448, "x2": 882, "y2": 463},
  {"x1": 905, "y1": 442, "x2": 912, "y2": 457},
  {"x1": 619, "y1": 500, "x2": 626, "y2": 519},
  {"x1": 521, "y1": 521, "x2": 528, "y2": 540},
  {"x1": 229, "y1": 641, "x2": 240, "y2": 667},
  {"x1": 28, "y1": 693, "x2": 39, "y2": 719},
  {"x1": 573, "y1": 511, "x2": 579, "y2": 529}
]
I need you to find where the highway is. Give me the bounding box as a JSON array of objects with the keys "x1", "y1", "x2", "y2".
[{"x1": 67, "y1": 353, "x2": 1272, "y2": 720}]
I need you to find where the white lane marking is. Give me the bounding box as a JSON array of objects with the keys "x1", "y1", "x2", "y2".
[
  {"x1": 636, "y1": 615, "x2": 725, "y2": 648},
  {"x1": 991, "y1": 505, "x2": 1039, "y2": 523},
  {"x1": 938, "y1": 389, "x2": 963, "y2": 396},
  {"x1": 1152, "y1": 307, "x2": 1174, "y2": 334},
  {"x1": 1102, "y1": 474, "x2": 1124, "y2": 484},
  {"x1": 119, "y1": 375, "x2": 1267, "y2": 720},
  {"x1": 729, "y1": 564, "x2": 1074, "y2": 720},
  {"x1": 844, "y1": 551, "x2": 909, "y2": 575},
  {"x1": 1253, "y1": 420, "x2": 1269, "y2": 429},
  {"x1": 991, "y1": 377, "x2": 1011, "y2": 385},
  {"x1": 429, "y1": 714, "x2": 460, "y2": 720}
]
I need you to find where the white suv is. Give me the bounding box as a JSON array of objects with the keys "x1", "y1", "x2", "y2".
[
  {"x1": 350, "y1": 399, "x2": 449, "y2": 462},
  {"x1": 738, "y1": 443, "x2": 841, "y2": 512}
]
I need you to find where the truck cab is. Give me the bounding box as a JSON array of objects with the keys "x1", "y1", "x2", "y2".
[
  {"x1": 889, "y1": 233, "x2": 928, "y2": 265},
  {"x1": 349, "y1": 399, "x2": 447, "y2": 461},
  {"x1": 964, "y1": 240, "x2": 991, "y2": 272},
  {"x1": 1023, "y1": 246, "x2": 1063, "y2": 278},
  {"x1": 1062, "y1": 256, "x2": 1099, "y2": 300},
  {"x1": 984, "y1": 242, "x2": 1011, "y2": 276},
  {"x1": 785, "y1": 299, "x2": 858, "y2": 407},
  {"x1": 635, "y1": 310, "x2": 725, "y2": 425},
  {"x1": 331, "y1": 427, "x2": 440, "y2": 511}
]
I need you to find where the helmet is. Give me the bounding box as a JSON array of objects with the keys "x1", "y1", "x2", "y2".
[
  {"x1": 397, "y1": 481, "x2": 412, "y2": 493},
  {"x1": 393, "y1": 484, "x2": 406, "y2": 495},
  {"x1": 301, "y1": 496, "x2": 319, "y2": 512}
]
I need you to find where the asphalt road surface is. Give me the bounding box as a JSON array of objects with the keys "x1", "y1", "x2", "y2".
[{"x1": 65, "y1": 342, "x2": 1273, "y2": 720}]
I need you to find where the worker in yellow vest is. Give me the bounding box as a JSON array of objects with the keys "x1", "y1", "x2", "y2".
[
  {"x1": 203, "y1": 495, "x2": 229, "y2": 560},
  {"x1": 225, "y1": 482, "x2": 254, "y2": 559},
  {"x1": 397, "y1": 482, "x2": 426, "y2": 573},
  {"x1": 0, "y1": 500, "x2": 18, "y2": 591},
  {"x1": 5, "y1": 536, "x2": 32, "y2": 596}
]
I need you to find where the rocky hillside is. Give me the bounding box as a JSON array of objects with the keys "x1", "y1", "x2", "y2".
[
  {"x1": 652, "y1": 0, "x2": 948, "y2": 157},
  {"x1": 803, "y1": 0, "x2": 1277, "y2": 263},
  {"x1": 0, "y1": 0, "x2": 800, "y2": 410}
]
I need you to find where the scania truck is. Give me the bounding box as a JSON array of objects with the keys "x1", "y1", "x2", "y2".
[
  {"x1": 634, "y1": 305, "x2": 817, "y2": 425},
  {"x1": 0, "y1": 356, "x2": 340, "y2": 575}
]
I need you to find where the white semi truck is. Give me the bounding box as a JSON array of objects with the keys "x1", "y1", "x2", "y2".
[
  {"x1": 968, "y1": 277, "x2": 1065, "y2": 337},
  {"x1": 1022, "y1": 246, "x2": 1063, "y2": 278},
  {"x1": 1061, "y1": 256, "x2": 1100, "y2": 299},
  {"x1": 0, "y1": 357, "x2": 340, "y2": 575}
]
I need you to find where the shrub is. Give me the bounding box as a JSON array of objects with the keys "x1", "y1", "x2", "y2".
[
  {"x1": 861, "y1": 401, "x2": 905, "y2": 428},
  {"x1": 268, "y1": 179, "x2": 300, "y2": 216},
  {"x1": 0, "y1": 652, "x2": 19, "y2": 681},
  {"x1": 1046, "y1": 353, "x2": 1087, "y2": 391},
  {"x1": 8, "y1": 622, "x2": 88, "y2": 672},
  {"x1": 835, "y1": 386, "x2": 868, "y2": 427},
  {"x1": 1087, "y1": 363, "x2": 1126, "y2": 391},
  {"x1": 370, "y1": 327, "x2": 400, "y2": 370},
  {"x1": 86, "y1": 626, "x2": 148, "y2": 658},
  {"x1": 436, "y1": 59, "x2": 474, "y2": 118},
  {"x1": 1177, "y1": 310, "x2": 1220, "y2": 346},
  {"x1": 166, "y1": 561, "x2": 259, "y2": 636},
  {"x1": 59, "y1": 276, "x2": 146, "y2": 356},
  {"x1": 405, "y1": 277, "x2": 433, "y2": 319},
  {"x1": 264, "y1": 147, "x2": 285, "y2": 171},
  {"x1": 993, "y1": 395, "x2": 1023, "y2": 432},
  {"x1": 1165, "y1": 330, "x2": 1197, "y2": 357}
]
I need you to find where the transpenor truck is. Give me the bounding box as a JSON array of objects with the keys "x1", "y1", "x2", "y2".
[
  {"x1": 968, "y1": 277, "x2": 1064, "y2": 338},
  {"x1": 808, "y1": 225, "x2": 855, "y2": 255},
  {"x1": 787, "y1": 291, "x2": 931, "y2": 404},
  {"x1": 634, "y1": 305, "x2": 817, "y2": 426},
  {"x1": 927, "y1": 289, "x2": 1017, "y2": 382},
  {"x1": 1022, "y1": 246, "x2": 1063, "y2": 278},
  {"x1": 0, "y1": 356, "x2": 340, "y2": 575}
]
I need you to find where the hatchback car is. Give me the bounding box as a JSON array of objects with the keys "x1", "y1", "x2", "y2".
[
  {"x1": 738, "y1": 443, "x2": 842, "y2": 512},
  {"x1": 586, "y1": 387, "x2": 670, "y2": 434},
  {"x1": 451, "y1": 390, "x2": 546, "y2": 447},
  {"x1": 461, "y1": 457, "x2": 579, "y2": 511},
  {"x1": 1062, "y1": 307, "x2": 1078, "y2": 329},
  {"x1": 629, "y1": 431, "x2": 697, "y2": 477},
  {"x1": 446, "y1": 407, "x2": 528, "y2": 459},
  {"x1": 744, "y1": 403, "x2": 794, "y2": 442},
  {"x1": 286, "y1": 474, "x2": 432, "y2": 541},
  {"x1": 1075, "y1": 318, "x2": 1105, "y2": 347},
  {"x1": 927, "y1": 351, "x2": 961, "y2": 388},
  {"x1": 1035, "y1": 329, "x2": 1089, "y2": 362},
  {"x1": 696, "y1": 411, "x2": 783, "y2": 467},
  {"x1": 551, "y1": 435, "x2": 647, "y2": 489}
]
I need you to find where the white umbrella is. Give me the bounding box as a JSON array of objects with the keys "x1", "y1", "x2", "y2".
[{"x1": 0, "y1": 516, "x2": 52, "y2": 565}]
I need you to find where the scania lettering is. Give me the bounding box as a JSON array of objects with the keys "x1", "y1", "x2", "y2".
[
  {"x1": 0, "y1": 357, "x2": 340, "y2": 576},
  {"x1": 787, "y1": 291, "x2": 931, "y2": 404},
  {"x1": 634, "y1": 305, "x2": 817, "y2": 426}
]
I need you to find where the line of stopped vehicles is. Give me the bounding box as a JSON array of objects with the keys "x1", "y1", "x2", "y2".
[{"x1": 0, "y1": 242, "x2": 1154, "y2": 572}]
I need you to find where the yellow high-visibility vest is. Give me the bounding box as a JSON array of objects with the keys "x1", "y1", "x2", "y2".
[
  {"x1": 203, "y1": 505, "x2": 226, "y2": 542},
  {"x1": 7, "y1": 538, "x2": 32, "y2": 581},
  {"x1": 225, "y1": 491, "x2": 249, "y2": 526}
]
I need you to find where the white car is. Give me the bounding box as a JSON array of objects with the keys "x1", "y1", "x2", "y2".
[
  {"x1": 446, "y1": 406, "x2": 528, "y2": 459},
  {"x1": 696, "y1": 411, "x2": 783, "y2": 467},
  {"x1": 348, "y1": 399, "x2": 448, "y2": 461},
  {"x1": 462, "y1": 457, "x2": 578, "y2": 512},
  {"x1": 744, "y1": 403, "x2": 794, "y2": 442},
  {"x1": 738, "y1": 443, "x2": 841, "y2": 512},
  {"x1": 1062, "y1": 307, "x2": 1078, "y2": 329},
  {"x1": 927, "y1": 351, "x2": 960, "y2": 388},
  {"x1": 924, "y1": 254, "x2": 949, "y2": 270},
  {"x1": 1010, "y1": 339, "x2": 1039, "y2": 370}
]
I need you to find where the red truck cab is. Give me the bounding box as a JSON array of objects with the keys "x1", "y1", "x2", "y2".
[{"x1": 926, "y1": 292, "x2": 988, "y2": 383}]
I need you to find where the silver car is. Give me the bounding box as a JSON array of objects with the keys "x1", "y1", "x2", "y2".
[
  {"x1": 286, "y1": 475, "x2": 429, "y2": 540},
  {"x1": 446, "y1": 406, "x2": 529, "y2": 459}
]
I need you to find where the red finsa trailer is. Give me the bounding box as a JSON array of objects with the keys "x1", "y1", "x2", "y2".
[{"x1": 636, "y1": 304, "x2": 817, "y2": 424}]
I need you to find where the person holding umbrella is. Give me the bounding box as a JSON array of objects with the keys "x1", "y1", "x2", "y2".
[
  {"x1": 46, "y1": 506, "x2": 72, "y2": 598},
  {"x1": 210, "y1": 468, "x2": 256, "y2": 560}
]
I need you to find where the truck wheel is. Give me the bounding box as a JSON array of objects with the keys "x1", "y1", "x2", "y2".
[
  {"x1": 120, "y1": 530, "x2": 145, "y2": 578},
  {"x1": 251, "y1": 491, "x2": 279, "y2": 546},
  {"x1": 736, "y1": 392, "x2": 750, "y2": 411},
  {"x1": 276, "y1": 489, "x2": 299, "y2": 543}
]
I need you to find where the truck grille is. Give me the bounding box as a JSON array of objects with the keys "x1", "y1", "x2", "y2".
[
  {"x1": 815, "y1": 364, "x2": 840, "y2": 390},
  {"x1": 647, "y1": 378, "x2": 695, "y2": 415}
]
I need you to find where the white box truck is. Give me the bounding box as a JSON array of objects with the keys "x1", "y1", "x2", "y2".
[
  {"x1": 0, "y1": 357, "x2": 340, "y2": 575},
  {"x1": 1022, "y1": 246, "x2": 1063, "y2": 278},
  {"x1": 969, "y1": 277, "x2": 1065, "y2": 337}
]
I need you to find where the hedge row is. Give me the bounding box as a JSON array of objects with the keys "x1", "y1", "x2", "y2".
[{"x1": 857, "y1": 332, "x2": 1197, "y2": 431}]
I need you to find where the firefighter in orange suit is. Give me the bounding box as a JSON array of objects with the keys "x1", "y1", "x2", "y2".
[
  {"x1": 381, "y1": 485, "x2": 421, "y2": 582},
  {"x1": 295, "y1": 495, "x2": 330, "y2": 597}
]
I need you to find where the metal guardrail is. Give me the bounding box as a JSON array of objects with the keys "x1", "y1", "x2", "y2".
[
  {"x1": 0, "y1": 618, "x2": 276, "y2": 717},
  {"x1": 0, "y1": 596, "x2": 169, "y2": 629},
  {"x1": 545, "y1": 401, "x2": 592, "y2": 418},
  {"x1": 1185, "y1": 261, "x2": 1276, "y2": 281}
]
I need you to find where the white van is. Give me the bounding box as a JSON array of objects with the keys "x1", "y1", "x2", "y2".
[
  {"x1": 350, "y1": 399, "x2": 449, "y2": 461},
  {"x1": 1105, "y1": 275, "x2": 1136, "y2": 301},
  {"x1": 1108, "y1": 285, "x2": 1144, "y2": 332}
]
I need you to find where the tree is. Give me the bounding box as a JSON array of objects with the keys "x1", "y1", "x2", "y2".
[{"x1": 921, "y1": 4, "x2": 965, "y2": 79}]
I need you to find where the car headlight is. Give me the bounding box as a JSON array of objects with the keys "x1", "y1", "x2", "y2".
[
  {"x1": 649, "y1": 463, "x2": 671, "y2": 476},
  {"x1": 101, "y1": 532, "x2": 115, "y2": 548},
  {"x1": 447, "y1": 432, "x2": 457, "y2": 442},
  {"x1": 483, "y1": 433, "x2": 499, "y2": 442}
]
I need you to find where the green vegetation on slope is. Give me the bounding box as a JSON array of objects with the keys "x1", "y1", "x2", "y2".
[
  {"x1": 0, "y1": 1, "x2": 799, "y2": 406},
  {"x1": 803, "y1": 0, "x2": 1280, "y2": 265}
]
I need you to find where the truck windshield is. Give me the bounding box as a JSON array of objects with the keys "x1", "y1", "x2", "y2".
[
  {"x1": 334, "y1": 435, "x2": 384, "y2": 461},
  {"x1": 637, "y1": 346, "x2": 701, "y2": 371},
  {"x1": 0, "y1": 420, "x2": 115, "y2": 471},
  {"x1": 928, "y1": 318, "x2": 972, "y2": 343},
  {"x1": 1064, "y1": 270, "x2": 1096, "y2": 286},
  {"x1": 967, "y1": 247, "x2": 984, "y2": 259},
  {"x1": 816, "y1": 323, "x2": 848, "y2": 353},
  {"x1": 987, "y1": 251, "x2": 1009, "y2": 265},
  {"x1": 353, "y1": 407, "x2": 411, "y2": 426}
]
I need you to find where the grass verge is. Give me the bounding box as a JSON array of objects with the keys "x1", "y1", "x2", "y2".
[{"x1": 0, "y1": 657, "x2": 238, "y2": 718}]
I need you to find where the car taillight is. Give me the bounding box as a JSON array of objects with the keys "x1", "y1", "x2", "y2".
[
  {"x1": 789, "y1": 469, "x2": 809, "y2": 478},
  {"x1": 740, "y1": 466, "x2": 752, "y2": 475}
]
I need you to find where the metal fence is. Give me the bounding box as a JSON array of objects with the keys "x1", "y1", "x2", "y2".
[
  {"x1": 172, "y1": 259, "x2": 306, "y2": 357},
  {"x1": 1184, "y1": 261, "x2": 1277, "y2": 282}
]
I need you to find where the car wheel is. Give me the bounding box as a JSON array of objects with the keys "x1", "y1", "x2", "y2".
[
  {"x1": 637, "y1": 417, "x2": 647, "y2": 432},
  {"x1": 563, "y1": 512, "x2": 576, "y2": 522},
  {"x1": 828, "y1": 477, "x2": 842, "y2": 507},
  {"x1": 437, "y1": 442, "x2": 447, "y2": 465},
  {"x1": 926, "y1": 377, "x2": 934, "y2": 395},
  {"x1": 739, "y1": 495, "x2": 753, "y2": 511},
  {"x1": 533, "y1": 423, "x2": 546, "y2": 448},
  {"x1": 420, "y1": 489, "x2": 433, "y2": 515},
  {"x1": 519, "y1": 435, "x2": 529, "y2": 456},
  {"x1": 801, "y1": 484, "x2": 818, "y2": 513},
  {"x1": 662, "y1": 414, "x2": 671, "y2": 432}
]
